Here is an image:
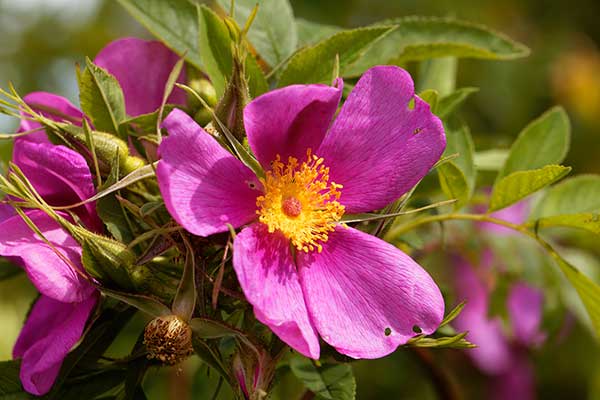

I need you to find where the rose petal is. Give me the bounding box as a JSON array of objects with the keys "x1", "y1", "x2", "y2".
[
  {"x1": 94, "y1": 37, "x2": 186, "y2": 116},
  {"x1": 298, "y1": 226, "x2": 444, "y2": 359},
  {"x1": 490, "y1": 352, "x2": 536, "y2": 400},
  {"x1": 244, "y1": 81, "x2": 342, "y2": 168},
  {"x1": 317, "y1": 66, "x2": 445, "y2": 213},
  {"x1": 18, "y1": 92, "x2": 84, "y2": 143},
  {"x1": 12, "y1": 139, "x2": 102, "y2": 232},
  {"x1": 14, "y1": 294, "x2": 98, "y2": 396},
  {"x1": 157, "y1": 109, "x2": 261, "y2": 236},
  {"x1": 0, "y1": 203, "x2": 15, "y2": 223},
  {"x1": 452, "y1": 257, "x2": 513, "y2": 374},
  {"x1": 507, "y1": 283, "x2": 546, "y2": 347},
  {"x1": 0, "y1": 211, "x2": 94, "y2": 302},
  {"x1": 233, "y1": 223, "x2": 320, "y2": 358}
]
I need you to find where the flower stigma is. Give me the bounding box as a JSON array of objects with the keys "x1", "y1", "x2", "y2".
[{"x1": 256, "y1": 149, "x2": 345, "y2": 253}]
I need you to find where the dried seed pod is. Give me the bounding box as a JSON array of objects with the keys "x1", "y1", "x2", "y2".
[{"x1": 143, "y1": 315, "x2": 193, "y2": 365}]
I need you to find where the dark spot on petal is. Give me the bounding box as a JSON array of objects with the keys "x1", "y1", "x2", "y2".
[
  {"x1": 412, "y1": 325, "x2": 422, "y2": 334},
  {"x1": 384, "y1": 327, "x2": 392, "y2": 336},
  {"x1": 413, "y1": 127, "x2": 424, "y2": 135}
]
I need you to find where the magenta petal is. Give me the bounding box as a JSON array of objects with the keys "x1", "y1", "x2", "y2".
[
  {"x1": 18, "y1": 92, "x2": 85, "y2": 143},
  {"x1": 507, "y1": 283, "x2": 546, "y2": 347},
  {"x1": 490, "y1": 353, "x2": 536, "y2": 400},
  {"x1": 0, "y1": 211, "x2": 94, "y2": 302},
  {"x1": 233, "y1": 223, "x2": 320, "y2": 359},
  {"x1": 12, "y1": 139, "x2": 102, "y2": 232},
  {"x1": 244, "y1": 81, "x2": 342, "y2": 168},
  {"x1": 94, "y1": 37, "x2": 186, "y2": 116},
  {"x1": 0, "y1": 203, "x2": 15, "y2": 223},
  {"x1": 157, "y1": 109, "x2": 261, "y2": 236},
  {"x1": 298, "y1": 226, "x2": 444, "y2": 359},
  {"x1": 317, "y1": 66, "x2": 446, "y2": 213},
  {"x1": 452, "y1": 257, "x2": 513, "y2": 374},
  {"x1": 14, "y1": 294, "x2": 98, "y2": 396}
]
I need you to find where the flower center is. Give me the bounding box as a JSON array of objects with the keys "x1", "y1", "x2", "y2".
[{"x1": 256, "y1": 149, "x2": 345, "y2": 253}]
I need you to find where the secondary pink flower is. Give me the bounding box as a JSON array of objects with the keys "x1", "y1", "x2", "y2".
[
  {"x1": 18, "y1": 37, "x2": 186, "y2": 144},
  {"x1": 452, "y1": 256, "x2": 545, "y2": 400},
  {"x1": 0, "y1": 123, "x2": 102, "y2": 396},
  {"x1": 157, "y1": 66, "x2": 446, "y2": 359},
  {"x1": 452, "y1": 198, "x2": 545, "y2": 400}
]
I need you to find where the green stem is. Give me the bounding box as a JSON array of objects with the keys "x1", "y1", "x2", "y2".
[{"x1": 387, "y1": 212, "x2": 563, "y2": 263}]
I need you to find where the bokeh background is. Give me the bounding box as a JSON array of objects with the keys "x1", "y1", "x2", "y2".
[{"x1": 0, "y1": 0, "x2": 599, "y2": 398}]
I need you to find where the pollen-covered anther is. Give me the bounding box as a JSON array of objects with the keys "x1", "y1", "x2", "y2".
[
  {"x1": 256, "y1": 149, "x2": 345, "y2": 253},
  {"x1": 143, "y1": 315, "x2": 193, "y2": 365}
]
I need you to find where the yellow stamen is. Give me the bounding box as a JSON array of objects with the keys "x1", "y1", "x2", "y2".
[{"x1": 256, "y1": 149, "x2": 344, "y2": 253}]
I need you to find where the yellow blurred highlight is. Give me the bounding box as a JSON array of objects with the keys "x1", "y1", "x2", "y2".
[{"x1": 0, "y1": 275, "x2": 37, "y2": 360}]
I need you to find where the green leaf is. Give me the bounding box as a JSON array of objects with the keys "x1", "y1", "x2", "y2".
[
  {"x1": 197, "y1": 5, "x2": 234, "y2": 99},
  {"x1": 0, "y1": 360, "x2": 30, "y2": 399},
  {"x1": 289, "y1": 357, "x2": 356, "y2": 400},
  {"x1": 474, "y1": 149, "x2": 509, "y2": 171},
  {"x1": 277, "y1": 26, "x2": 393, "y2": 86},
  {"x1": 531, "y1": 175, "x2": 600, "y2": 219},
  {"x1": 171, "y1": 237, "x2": 196, "y2": 321},
  {"x1": 78, "y1": 58, "x2": 126, "y2": 135},
  {"x1": 554, "y1": 256, "x2": 600, "y2": 340},
  {"x1": 439, "y1": 302, "x2": 466, "y2": 328},
  {"x1": 489, "y1": 165, "x2": 571, "y2": 212},
  {"x1": 437, "y1": 161, "x2": 469, "y2": 210},
  {"x1": 417, "y1": 57, "x2": 457, "y2": 96},
  {"x1": 101, "y1": 288, "x2": 171, "y2": 317},
  {"x1": 436, "y1": 87, "x2": 479, "y2": 119},
  {"x1": 418, "y1": 89, "x2": 438, "y2": 111},
  {"x1": 96, "y1": 195, "x2": 134, "y2": 244},
  {"x1": 497, "y1": 107, "x2": 571, "y2": 180},
  {"x1": 534, "y1": 213, "x2": 600, "y2": 235},
  {"x1": 443, "y1": 117, "x2": 476, "y2": 203},
  {"x1": 296, "y1": 18, "x2": 343, "y2": 47},
  {"x1": 54, "y1": 369, "x2": 126, "y2": 400},
  {"x1": 346, "y1": 16, "x2": 530, "y2": 77},
  {"x1": 190, "y1": 318, "x2": 244, "y2": 339},
  {"x1": 219, "y1": 0, "x2": 297, "y2": 67},
  {"x1": 116, "y1": 0, "x2": 202, "y2": 69},
  {"x1": 406, "y1": 332, "x2": 475, "y2": 349}
]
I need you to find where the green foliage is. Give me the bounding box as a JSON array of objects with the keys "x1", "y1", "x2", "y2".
[
  {"x1": 116, "y1": 0, "x2": 202, "y2": 69},
  {"x1": 534, "y1": 213, "x2": 600, "y2": 235},
  {"x1": 78, "y1": 58, "x2": 126, "y2": 135},
  {"x1": 497, "y1": 107, "x2": 571, "y2": 180},
  {"x1": 439, "y1": 118, "x2": 476, "y2": 209},
  {"x1": 219, "y1": 0, "x2": 298, "y2": 67},
  {"x1": 531, "y1": 175, "x2": 600, "y2": 219},
  {"x1": 277, "y1": 26, "x2": 393, "y2": 86},
  {"x1": 197, "y1": 5, "x2": 235, "y2": 99},
  {"x1": 554, "y1": 256, "x2": 600, "y2": 340},
  {"x1": 438, "y1": 161, "x2": 469, "y2": 210},
  {"x1": 346, "y1": 16, "x2": 530, "y2": 77},
  {"x1": 289, "y1": 357, "x2": 356, "y2": 400},
  {"x1": 417, "y1": 57, "x2": 457, "y2": 96},
  {"x1": 295, "y1": 18, "x2": 342, "y2": 47},
  {"x1": 436, "y1": 87, "x2": 479, "y2": 119},
  {"x1": 490, "y1": 165, "x2": 571, "y2": 212}
]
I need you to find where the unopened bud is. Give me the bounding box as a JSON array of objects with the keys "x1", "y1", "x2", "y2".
[
  {"x1": 188, "y1": 78, "x2": 218, "y2": 109},
  {"x1": 194, "y1": 107, "x2": 213, "y2": 126},
  {"x1": 144, "y1": 315, "x2": 193, "y2": 365}
]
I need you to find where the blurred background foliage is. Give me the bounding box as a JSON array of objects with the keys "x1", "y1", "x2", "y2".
[{"x1": 0, "y1": 0, "x2": 599, "y2": 398}]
